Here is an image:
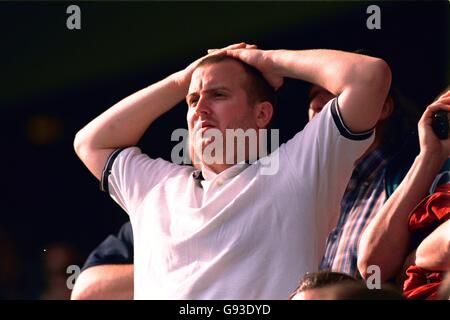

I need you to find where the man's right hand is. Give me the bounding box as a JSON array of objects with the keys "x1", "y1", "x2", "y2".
[
  {"x1": 173, "y1": 42, "x2": 258, "y2": 89},
  {"x1": 222, "y1": 47, "x2": 284, "y2": 90},
  {"x1": 418, "y1": 90, "x2": 450, "y2": 162}
]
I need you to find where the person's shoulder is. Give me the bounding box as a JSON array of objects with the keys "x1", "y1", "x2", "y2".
[
  {"x1": 117, "y1": 222, "x2": 134, "y2": 252},
  {"x1": 118, "y1": 222, "x2": 133, "y2": 241}
]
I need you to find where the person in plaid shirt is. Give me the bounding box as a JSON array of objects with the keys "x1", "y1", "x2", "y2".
[{"x1": 309, "y1": 82, "x2": 420, "y2": 278}]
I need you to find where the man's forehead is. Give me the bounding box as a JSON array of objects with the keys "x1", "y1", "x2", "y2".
[{"x1": 188, "y1": 60, "x2": 246, "y2": 93}]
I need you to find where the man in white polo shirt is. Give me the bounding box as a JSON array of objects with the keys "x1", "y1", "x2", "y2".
[{"x1": 74, "y1": 43, "x2": 391, "y2": 299}]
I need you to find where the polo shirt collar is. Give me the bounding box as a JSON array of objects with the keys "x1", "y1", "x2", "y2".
[{"x1": 192, "y1": 162, "x2": 251, "y2": 183}]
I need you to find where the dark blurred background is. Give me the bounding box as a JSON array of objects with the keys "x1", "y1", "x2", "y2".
[{"x1": 0, "y1": 1, "x2": 448, "y2": 299}]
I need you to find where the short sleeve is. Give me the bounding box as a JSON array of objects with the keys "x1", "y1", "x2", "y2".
[
  {"x1": 102, "y1": 147, "x2": 186, "y2": 216},
  {"x1": 282, "y1": 97, "x2": 374, "y2": 180},
  {"x1": 280, "y1": 97, "x2": 375, "y2": 231},
  {"x1": 82, "y1": 222, "x2": 134, "y2": 271}
]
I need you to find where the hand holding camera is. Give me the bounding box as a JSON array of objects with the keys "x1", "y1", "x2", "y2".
[
  {"x1": 431, "y1": 110, "x2": 449, "y2": 140},
  {"x1": 418, "y1": 90, "x2": 450, "y2": 161}
]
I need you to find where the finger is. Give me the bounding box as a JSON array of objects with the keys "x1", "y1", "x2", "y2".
[
  {"x1": 207, "y1": 49, "x2": 227, "y2": 57},
  {"x1": 223, "y1": 42, "x2": 248, "y2": 50},
  {"x1": 207, "y1": 43, "x2": 250, "y2": 54},
  {"x1": 437, "y1": 90, "x2": 450, "y2": 100},
  {"x1": 224, "y1": 48, "x2": 245, "y2": 57},
  {"x1": 420, "y1": 107, "x2": 436, "y2": 126},
  {"x1": 419, "y1": 103, "x2": 450, "y2": 127},
  {"x1": 433, "y1": 95, "x2": 450, "y2": 106},
  {"x1": 427, "y1": 100, "x2": 450, "y2": 113}
]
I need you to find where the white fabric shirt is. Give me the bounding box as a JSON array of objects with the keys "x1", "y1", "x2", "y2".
[{"x1": 105, "y1": 98, "x2": 374, "y2": 299}]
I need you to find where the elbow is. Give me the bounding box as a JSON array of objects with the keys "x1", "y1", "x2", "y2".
[
  {"x1": 357, "y1": 255, "x2": 392, "y2": 283},
  {"x1": 73, "y1": 130, "x2": 85, "y2": 158},
  {"x1": 357, "y1": 257, "x2": 368, "y2": 279},
  {"x1": 357, "y1": 234, "x2": 371, "y2": 279},
  {"x1": 357, "y1": 251, "x2": 372, "y2": 280},
  {"x1": 73, "y1": 132, "x2": 82, "y2": 157},
  {"x1": 71, "y1": 282, "x2": 96, "y2": 300},
  {"x1": 70, "y1": 270, "x2": 102, "y2": 300},
  {"x1": 73, "y1": 130, "x2": 91, "y2": 162},
  {"x1": 350, "y1": 57, "x2": 392, "y2": 99},
  {"x1": 367, "y1": 58, "x2": 392, "y2": 96},
  {"x1": 71, "y1": 288, "x2": 92, "y2": 301},
  {"x1": 357, "y1": 234, "x2": 387, "y2": 281},
  {"x1": 71, "y1": 265, "x2": 134, "y2": 300}
]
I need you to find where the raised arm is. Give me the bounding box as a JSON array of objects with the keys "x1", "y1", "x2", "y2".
[
  {"x1": 74, "y1": 43, "x2": 254, "y2": 179},
  {"x1": 224, "y1": 48, "x2": 392, "y2": 133},
  {"x1": 358, "y1": 91, "x2": 450, "y2": 281},
  {"x1": 73, "y1": 71, "x2": 187, "y2": 180}
]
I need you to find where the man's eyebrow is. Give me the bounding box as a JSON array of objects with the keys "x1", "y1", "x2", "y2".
[
  {"x1": 186, "y1": 92, "x2": 198, "y2": 101},
  {"x1": 206, "y1": 86, "x2": 231, "y2": 92},
  {"x1": 186, "y1": 87, "x2": 231, "y2": 101}
]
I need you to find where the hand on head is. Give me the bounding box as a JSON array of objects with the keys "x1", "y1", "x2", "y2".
[
  {"x1": 207, "y1": 42, "x2": 257, "y2": 54},
  {"x1": 175, "y1": 43, "x2": 258, "y2": 88},
  {"x1": 208, "y1": 43, "x2": 284, "y2": 90}
]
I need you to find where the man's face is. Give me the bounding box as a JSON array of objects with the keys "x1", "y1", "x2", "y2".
[
  {"x1": 308, "y1": 85, "x2": 335, "y2": 121},
  {"x1": 186, "y1": 60, "x2": 257, "y2": 168}
]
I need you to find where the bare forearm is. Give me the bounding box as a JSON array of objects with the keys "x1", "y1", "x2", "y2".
[
  {"x1": 415, "y1": 220, "x2": 450, "y2": 271},
  {"x1": 74, "y1": 72, "x2": 189, "y2": 179},
  {"x1": 74, "y1": 72, "x2": 187, "y2": 151},
  {"x1": 71, "y1": 264, "x2": 134, "y2": 300},
  {"x1": 358, "y1": 153, "x2": 445, "y2": 280},
  {"x1": 269, "y1": 49, "x2": 382, "y2": 93},
  {"x1": 268, "y1": 49, "x2": 390, "y2": 132}
]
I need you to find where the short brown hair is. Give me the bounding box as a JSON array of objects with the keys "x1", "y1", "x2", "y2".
[
  {"x1": 288, "y1": 271, "x2": 358, "y2": 299},
  {"x1": 197, "y1": 55, "x2": 277, "y2": 115},
  {"x1": 312, "y1": 281, "x2": 405, "y2": 300}
]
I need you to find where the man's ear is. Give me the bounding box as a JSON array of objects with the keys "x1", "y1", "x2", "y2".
[
  {"x1": 379, "y1": 96, "x2": 394, "y2": 121},
  {"x1": 254, "y1": 101, "x2": 273, "y2": 128}
]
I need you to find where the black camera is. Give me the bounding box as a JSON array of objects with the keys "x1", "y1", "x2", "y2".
[{"x1": 431, "y1": 110, "x2": 449, "y2": 140}]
